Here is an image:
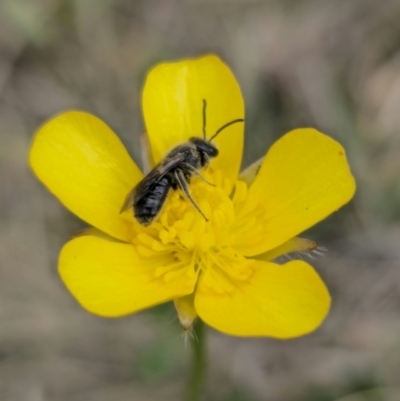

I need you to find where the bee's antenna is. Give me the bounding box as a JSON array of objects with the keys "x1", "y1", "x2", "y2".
[
  {"x1": 209, "y1": 118, "x2": 244, "y2": 142},
  {"x1": 202, "y1": 99, "x2": 207, "y2": 139}
]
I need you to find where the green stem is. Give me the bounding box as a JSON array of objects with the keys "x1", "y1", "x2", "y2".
[{"x1": 185, "y1": 319, "x2": 207, "y2": 401}]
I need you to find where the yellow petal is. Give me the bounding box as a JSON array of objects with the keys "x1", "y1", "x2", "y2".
[
  {"x1": 239, "y1": 157, "x2": 263, "y2": 186},
  {"x1": 30, "y1": 111, "x2": 143, "y2": 242},
  {"x1": 142, "y1": 55, "x2": 244, "y2": 184},
  {"x1": 195, "y1": 260, "x2": 330, "y2": 338},
  {"x1": 59, "y1": 235, "x2": 197, "y2": 317},
  {"x1": 174, "y1": 293, "x2": 197, "y2": 331},
  {"x1": 256, "y1": 237, "x2": 317, "y2": 261},
  {"x1": 247, "y1": 128, "x2": 356, "y2": 254}
]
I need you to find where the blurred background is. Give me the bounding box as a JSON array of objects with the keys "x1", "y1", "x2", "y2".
[{"x1": 1, "y1": 0, "x2": 400, "y2": 400}]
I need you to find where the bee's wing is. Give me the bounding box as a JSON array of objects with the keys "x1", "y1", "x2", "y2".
[
  {"x1": 120, "y1": 153, "x2": 185, "y2": 214},
  {"x1": 158, "y1": 153, "x2": 186, "y2": 176},
  {"x1": 120, "y1": 186, "x2": 137, "y2": 213}
]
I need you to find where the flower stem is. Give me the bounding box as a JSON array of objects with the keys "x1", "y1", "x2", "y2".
[{"x1": 185, "y1": 319, "x2": 207, "y2": 401}]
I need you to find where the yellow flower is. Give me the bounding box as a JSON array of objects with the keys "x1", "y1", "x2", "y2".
[{"x1": 29, "y1": 55, "x2": 355, "y2": 338}]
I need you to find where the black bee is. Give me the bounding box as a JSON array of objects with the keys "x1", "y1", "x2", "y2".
[{"x1": 121, "y1": 99, "x2": 244, "y2": 226}]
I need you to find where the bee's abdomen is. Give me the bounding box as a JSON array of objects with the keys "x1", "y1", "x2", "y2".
[{"x1": 133, "y1": 176, "x2": 171, "y2": 226}]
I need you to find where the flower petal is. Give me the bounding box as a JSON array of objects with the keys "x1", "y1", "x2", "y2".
[
  {"x1": 195, "y1": 260, "x2": 330, "y2": 338},
  {"x1": 174, "y1": 293, "x2": 197, "y2": 331},
  {"x1": 256, "y1": 237, "x2": 317, "y2": 262},
  {"x1": 30, "y1": 111, "x2": 142, "y2": 242},
  {"x1": 246, "y1": 128, "x2": 355, "y2": 254},
  {"x1": 59, "y1": 235, "x2": 197, "y2": 317},
  {"x1": 239, "y1": 157, "x2": 263, "y2": 186},
  {"x1": 142, "y1": 55, "x2": 244, "y2": 184}
]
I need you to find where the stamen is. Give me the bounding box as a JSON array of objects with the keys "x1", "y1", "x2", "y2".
[
  {"x1": 136, "y1": 244, "x2": 158, "y2": 257},
  {"x1": 130, "y1": 170, "x2": 264, "y2": 296}
]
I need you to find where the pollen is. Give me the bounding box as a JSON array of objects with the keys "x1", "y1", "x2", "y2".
[{"x1": 130, "y1": 170, "x2": 264, "y2": 293}]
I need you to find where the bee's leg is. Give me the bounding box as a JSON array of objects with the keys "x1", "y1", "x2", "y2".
[
  {"x1": 191, "y1": 170, "x2": 216, "y2": 187},
  {"x1": 182, "y1": 163, "x2": 216, "y2": 187},
  {"x1": 174, "y1": 170, "x2": 209, "y2": 222}
]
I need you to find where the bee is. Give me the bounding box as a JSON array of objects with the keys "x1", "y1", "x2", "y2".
[{"x1": 121, "y1": 99, "x2": 244, "y2": 226}]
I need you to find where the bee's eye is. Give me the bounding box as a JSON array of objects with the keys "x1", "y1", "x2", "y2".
[
  {"x1": 200, "y1": 144, "x2": 218, "y2": 158},
  {"x1": 190, "y1": 138, "x2": 217, "y2": 157},
  {"x1": 209, "y1": 147, "x2": 218, "y2": 157}
]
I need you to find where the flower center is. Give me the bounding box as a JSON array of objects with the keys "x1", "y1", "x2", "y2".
[
  {"x1": 132, "y1": 169, "x2": 233, "y2": 251},
  {"x1": 129, "y1": 169, "x2": 264, "y2": 291}
]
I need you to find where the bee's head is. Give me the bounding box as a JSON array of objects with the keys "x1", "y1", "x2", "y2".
[{"x1": 189, "y1": 137, "x2": 219, "y2": 161}]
